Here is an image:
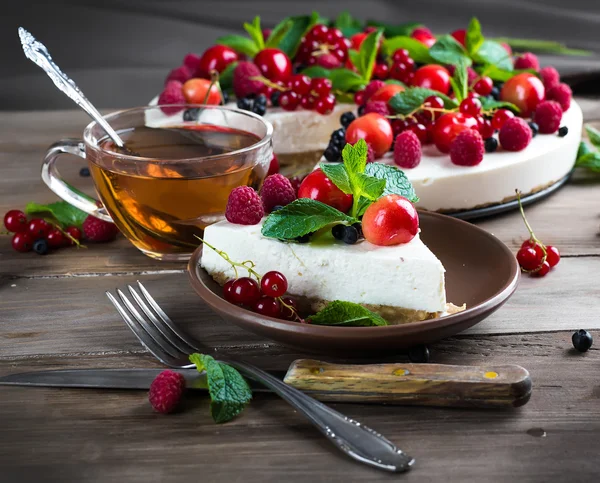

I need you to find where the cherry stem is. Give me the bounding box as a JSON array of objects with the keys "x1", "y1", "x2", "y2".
[
  {"x1": 249, "y1": 76, "x2": 287, "y2": 91},
  {"x1": 204, "y1": 70, "x2": 221, "y2": 105},
  {"x1": 42, "y1": 218, "x2": 86, "y2": 248},
  {"x1": 278, "y1": 297, "x2": 302, "y2": 322},
  {"x1": 515, "y1": 190, "x2": 547, "y2": 268}
]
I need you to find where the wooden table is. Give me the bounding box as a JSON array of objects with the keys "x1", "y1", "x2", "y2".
[{"x1": 1, "y1": 105, "x2": 599, "y2": 483}]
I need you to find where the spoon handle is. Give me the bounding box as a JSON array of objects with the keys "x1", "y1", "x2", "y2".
[{"x1": 18, "y1": 27, "x2": 125, "y2": 148}]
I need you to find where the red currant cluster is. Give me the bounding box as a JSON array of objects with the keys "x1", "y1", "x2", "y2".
[
  {"x1": 386, "y1": 49, "x2": 415, "y2": 83},
  {"x1": 276, "y1": 75, "x2": 335, "y2": 115},
  {"x1": 4, "y1": 210, "x2": 81, "y2": 255},
  {"x1": 295, "y1": 24, "x2": 350, "y2": 69}
]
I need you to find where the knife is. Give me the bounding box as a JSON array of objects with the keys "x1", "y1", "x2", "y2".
[{"x1": 0, "y1": 359, "x2": 532, "y2": 408}]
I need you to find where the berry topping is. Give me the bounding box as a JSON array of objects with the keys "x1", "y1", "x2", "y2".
[
  {"x1": 225, "y1": 186, "x2": 264, "y2": 225},
  {"x1": 491, "y1": 108, "x2": 515, "y2": 130},
  {"x1": 182, "y1": 78, "x2": 221, "y2": 105},
  {"x1": 546, "y1": 83, "x2": 572, "y2": 112},
  {"x1": 310, "y1": 78, "x2": 332, "y2": 97},
  {"x1": 315, "y1": 94, "x2": 336, "y2": 115},
  {"x1": 197, "y1": 45, "x2": 238, "y2": 78},
  {"x1": 533, "y1": 100, "x2": 563, "y2": 134},
  {"x1": 393, "y1": 130, "x2": 422, "y2": 169},
  {"x1": 332, "y1": 224, "x2": 360, "y2": 245},
  {"x1": 459, "y1": 97, "x2": 482, "y2": 116},
  {"x1": 83, "y1": 215, "x2": 120, "y2": 242},
  {"x1": 449, "y1": 129, "x2": 484, "y2": 167},
  {"x1": 230, "y1": 277, "x2": 261, "y2": 305},
  {"x1": 362, "y1": 195, "x2": 419, "y2": 246},
  {"x1": 254, "y1": 48, "x2": 292, "y2": 82},
  {"x1": 261, "y1": 271, "x2": 288, "y2": 298},
  {"x1": 368, "y1": 84, "x2": 405, "y2": 103},
  {"x1": 411, "y1": 29, "x2": 436, "y2": 47},
  {"x1": 364, "y1": 100, "x2": 390, "y2": 116},
  {"x1": 260, "y1": 174, "x2": 297, "y2": 213},
  {"x1": 148, "y1": 370, "x2": 186, "y2": 414},
  {"x1": 500, "y1": 73, "x2": 545, "y2": 118},
  {"x1": 33, "y1": 239, "x2": 49, "y2": 255},
  {"x1": 4, "y1": 209, "x2": 28, "y2": 233},
  {"x1": 363, "y1": 80, "x2": 386, "y2": 101},
  {"x1": 513, "y1": 52, "x2": 540, "y2": 71},
  {"x1": 233, "y1": 62, "x2": 263, "y2": 99},
  {"x1": 28, "y1": 218, "x2": 51, "y2": 239},
  {"x1": 158, "y1": 81, "x2": 185, "y2": 114},
  {"x1": 279, "y1": 91, "x2": 300, "y2": 111},
  {"x1": 499, "y1": 117, "x2": 532, "y2": 152},
  {"x1": 267, "y1": 155, "x2": 279, "y2": 176},
  {"x1": 572, "y1": 330, "x2": 593, "y2": 352},
  {"x1": 165, "y1": 65, "x2": 192, "y2": 85},
  {"x1": 253, "y1": 296, "x2": 282, "y2": 318},
  {"x1": 340, "y1": 111, "x2": 356, "y2": 128},
  {"x1": 290, "y1": 74, "x2": 311, "y2": 96},
  {"x1": 280, "y1": 296, "x2": 299, "y2": 320},
  {"x1": 558, "y1": 126, "x2": 569, "y2": 137},
  {"x1": 183, "y1": 53, "x2": 202, "y2": 76},
  {"x1": 451, "y1": 29, "x2": 466, "y2": 46},
  {"x1": 432, "y1": 112, "x2": 478, "y2": 153},
  {"x1": 373, "y1": 63, "x2": 390, "y2": 80},
  {"x1": 540, "y1": 66, "x2": 560, "y2": 91},
  {"x1": 528, "y1": 121, "x2": 539, "y2": 137},
  {"x1": 12, "y1": 232, "x2": 33, "y2": 252},
  {"x1": 345, "y1": 113, "x2": 393, "y2": 158},
  {"x1": 484, "y1": 137, "x2": 498, "y2": 153},
  {"x1": 411, "y1": 65, "x2": 451, "y2": 95},
  {"x1": 473, "y1": 76, "x2": 493, "y2": 96},
  {"x1": 298, "y1": 169, "x2": 353, "y2": 213},
  {"x1": 354, "y1": 89, "x2": 366, "y2": 105}
]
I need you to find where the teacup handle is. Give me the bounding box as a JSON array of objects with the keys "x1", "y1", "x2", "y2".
[{"x1": 42, "y1": 139, "x2": 113, "y2": 223}]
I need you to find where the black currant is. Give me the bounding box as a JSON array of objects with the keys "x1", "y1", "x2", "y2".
[
  {"x1": 33, "y1": 239, "x2": 49, "y2": 255},
  {"x1": 572, "y1": 330, "x2": 593, "y2": 352},
  {"x1": 340, "y1": 111, "x2": 356, "y2": 128},
  {"x1": 528, "y1": 122, "x2": 539, "y2": 137},
  {"x1": 323, "y1": 146, "x2": 341, "y2": 162},
  {"x1": 558, "y1": 126, "x2": 568, "y2": 137},
  {"x1": 484, "y1": 137, "x2": 498, "y2": 153},
  {"x1": 237, "y1": 98, "x2": 252, "y2": 111}
]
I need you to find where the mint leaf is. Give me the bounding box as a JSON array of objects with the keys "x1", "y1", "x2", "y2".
[
  {"x1": 320, "y1": 163, "x2": 352, "y2": 194},
  {"x1": 308, "y1": 301, "x2": 388, "y2": 327},
  {"x1": 366, "y1": 21, "x2": 420, "y2": 38},
  {"x1": 364, "y1": 163, "x2": 419, "y2": 203},
  {"x1": 243, "y1": 16, "x2": 265, "y2": 51},
  {"x1": 490, "y1": 37, "x2": 592, "y2": 56},
  {"x1": 276, "y1": 12, "x2": 319, "y2": 57},
  {"x1": 25, "y1": 201, "x2": 88, "y2": 228},
  {"x1": 189, "y1": 354, "x2": 252, "y2": 424},
  {"x1": 300, "y1": 66, "x2": 331, "y2": 78},
  {"x1": 358, "y1": 29, "x2": 383, "y2": 81},
  {"x1": 479, "y1": 97, "x2": 520, "y2": 113},
  {"x1": 216, "y1": 35, "x2": 259, "y2": 57},
  {"x1": 473, "y1": 40, "x2": 513, "y2": 71},
  {"x1": 577, "y1": 141, "x2": 593, "y2": 159},
  {"x1": 347, "y1": 49, "x2": 360, "y2": 71},
  {"x1": 465, "y1": 17, "x2": 484, "y2": 56},
  {"x1": 355, "y1": 173, "x2": 386, "y2": 201},
  {"x1": 585, "y1": 125, "x2": 600, "y2": 149},
  {"x1": 575, "y1": 151, "x2": 600, "y2": 172},
  {"x1": 334, "y1": 11, "x2": 363, "y2": 37},
  {"x1": 329, "y1": 68, "x2": 366, "y2": 92},
  {"x1": 385, "y1": 79, "x2": 407, "y2": 87},
  {"x1": 266, "y1": 19, "x2": 292, "y2": 48},
  {"x1": 450, "y1": 58, "x2": 468, "y2": 102},
  {"x1": 382, "y1": 36, "x2": 433, "y2": 64},
  {"x1": 262, "y1": 199, "x2": 358, "y2": 240},
  {"x1": 219, "y1": 61, "x2": 238, "y2": 91},
  {"x1": 342, "y1": 138, "x2": 368, "y2": 176},
  {"x1": 429, "y1": 35, "x2": 471, "y2": 66},
  {"x1": 388, "y1": 87, "x2": 458, "y2": 115}
]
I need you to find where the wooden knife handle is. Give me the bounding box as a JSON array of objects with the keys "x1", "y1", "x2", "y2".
[{"x1": 283, "y1": 359, "x2": 532, "y2": 408}]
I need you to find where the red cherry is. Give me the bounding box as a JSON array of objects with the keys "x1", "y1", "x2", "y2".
[
  {"x1": 307, "y1": 24, "x2": 329, "y2": 42},
  {"x1": 389, "y1": 61, "x2": 414, "y2": 83},
  {"x1": 223, "y1": 279, "x2": 236, "y2": 303},
  {"x1": 354, "y1": 89, "x2": 366, "y2": 105},
  {"x1": 459, "y1": 97, "x2": 482, "y2": 116},
  {"x1": 533, "y1": 261, "x2": 551, "y2": 277},
  {"x1": 451, "y1": 29, "x2": 466, "y2": 46},
  {"x1": 182, "y1": 78, "x2": 221, "y2": 105},
  {"x1": 65, "y1": 226, "x2": 82, "y2": 245},
  {"x1": 280, "y1": 296, "x2": 299, "y2": 320},
  {"x1": 350, "y1": 32, "x2": 368, "y2": 50},
  {"x1": 197, "y1": 45, "x2": 238, "y2": 78},
  {"x1": 373, "y1": 63, "x2": 389, "y2": 80},
  {"x1": 253, "y1": 296, "x2": 282, "y2": 318},
  {"x1": 28, "y1": 218, "x2": 51, "y2": 239},
  {"x1": 290, "y1": 75, "x2": 311, "y2": 96},
  {"x1": 478, "y1": 118, "x2": 495, "y2": 139},
  {"x1": 369, "y1": 84, "x2": 405, "y2": 103},
  {"x1": 546, "y1": 245, "x2": 561, "y2": 267},
  {"x1": 432, "y1": 112, "x2": 478, "y2": 153},
  {"x1": 310, "y1": 78, "x2": 332, "y2": 97},
  {"x1": 345, "y1": 113, "x2": 394, "y2": 158},
  {"x1": 4, "y1": 210, "x2": 28, "y2": 233},
  {"x1": 474, "y1": 76, "x2": 494, "y2": 96},
  {"x1": 411, "y1": 31, "x2": 436, "y2": 47},
  {"x1": 492, "y1": 109, "x2": 515, "y2": 130},
  {"x1": 315, "y1": 94, "x2": 336, "y2": 115},
  {"x1": 500, "y1": 73, "x2": 545, "y2": 117},
  {"x1": 411, "y1": 65, "x2": 451, "y2": 94},
  {"x1": 424, "y1": 95, "x2": 445, "y2": 111},
  {"x1": 409, "y1": 123, "x2": 429, "y2": 144},
  {"x1": 279, "y1": 91, "x2": 299, "y2": 111},
  {"x1": 46, "y1": 229, "x2": 67, "y2": 248},
  {"x1": 392, "y1": 49, "x2": 411, "y2": 63},
  {"x1": 517, "y1": 246, "x2": 541, "y2": 271},
  {"x1": 298, "y1": 169, "x2": 353, "y2": 213},
  {"x1": 230, "y1": 277, "x2": 261, "y2": 305},
  {"x1": 11, "y1": 232, "x2": 33, "y2": 252},
  {"x1": 261, "y1": 271, "x2": 288, "y2": 298},
  {"x1": 254, "y1": 48, "x2": 292, "y2": 82},
  {"x1": 362, "y1": 195, "x2": 419, "y2": 246}
]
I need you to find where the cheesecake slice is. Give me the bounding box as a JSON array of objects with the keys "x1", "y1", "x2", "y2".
[{"x1": 201, "y1": 219, "x2": 448, "y2": 324}]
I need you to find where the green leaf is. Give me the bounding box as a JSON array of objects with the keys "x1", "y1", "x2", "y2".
[
  {"x1": 218, "y1": 61, "x2": 237, "y2": 91},
  {"x1": 329, "y1": 68, "x2": 366, "y2": 92},
  {"x1": 388, "y1": 87, "x2": 458, "y2": 115},
  {"x1": 342, "y1": 139, "x2": 368, "y2": 179},
  {"x1": 585, "y1": 125, "x2": 600, "y2": 149},
  {"x1": 429, "y1": 35, "x2": 471, "y2": 66},
  {"x1": 382, "y1": 36, "x2": 433, "y2": 64},
  {"x1": 491, "y1": 37, "x2": 592, "y2": 56},
  {"x1": 25, "y1": 201, "x2": 88, "y2": 228},
  {"x1": 358, "y1": 29, "x2": 383, "y2": 81},
  {"x1": 261, "y1": 199, "x2": 358, "y2": 240},
  {"x1": 243, "y1": 16, "x2": 265, "y2": 51},
  {"x1": 347, "y1": 49, "x2": 361, "y2": 71},
  {"x1": 308, "y1": 301, "x2": 388, "y2": 327},
  {"x1": 465, "y1": 17, "x2": 484, "y2": 56},
  {"x1": 300, "y1": 66, "x2": 331, "y2": 78},
  {"x1": 334, "y1": 11, "x2": 363, "y2": 37},
  {"x1": 577, "y1": 140, "x2": 593, "y2": 159},
  {"x1": 355, "y1": 173, "x2": 386, "y2": 201},
  {"x1": 276, "y1": 12, "x2": 320, "y2": 58},
  {"x1": 575, "y1": 151, "x2": 600, "y2": 172},
  {"x1": 364, "y1": 163, "x2": 419, "y2": 203},
  {"x1": 189, "y1": 354, "x2": 252, "y2": 424},
  {"x1": 216, "y1": 35, "x2": 259, "y2": 57},
  {"x1": 473, "y1": 40, "x2": 513, "y2": 71},
  {"x1": 479, "y1": 97, "x2": 520, "y2": 113},
  {"x1": 320, "y1": 163, "x2": 352, "y2": 194},
  {"x1": 266, "y1": 19, "x2": 292, "y2": 48},
  {"x1": 366, "y1": 21, "x2": 420, "y2": 38},
  {"x1": 385, "y1": 79, "x2": 407, "y2": 87},
  {"x1": 450, "y1": 58, "x2": 468, "y2": 102}
]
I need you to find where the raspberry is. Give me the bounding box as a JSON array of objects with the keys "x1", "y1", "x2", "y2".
[
  {"x1": 449, "y1": 129, "x2": 484, "y2": 166},
  {"x1": 165, "y1": 65, "x2": 192, "y2": 85},
  {"x1": 540, "y1": 66, "x2": 560, "y2": 91},
  {"x1": 267, "y1": 155, "x2": 279, "y2": 176},
  {"x1": 547, "y1": 83, "x2": 572, "y2": 112},
  {"x1": 366, "y1": 143, "x2": 376, "y2": 163},
  {"x1": 225, "y1": 186, "x2": 264, "y2": 224},
  {"x1": 82, "y1": 215, "x2": 119, "y2": 242},
  {"x1": 363, "y1": 100, "x2": 390, "y2": 116},
  {"x1": 158, "y1": 81, "x2": 185, "y2": 114},
  {"x1": 183, "y1": 53, "x2": 202, "y2": 77},
  {"x1": 233, "y1": 61, "x2": 264, "y2": 99},
  {"x1": 148, "y1": 370, "x2": 186, "y2": 414},
  {"x1": 499, "y1": 117, "x2": 532, "y2": 151},
  {"x1": 533, "y1": 100, "x2": 563, "y2": 134},
  {"x1": 364, "y1": 80, "x2": 386, "y2": 101},
  {"x1": 514, "y1": 52, "x2": 539, "y2": 71},
  {"x1": 393, "y1": 130, "x2": 421, "y2": 169},
  {"x1": 260, "y1": 174, "x2": 297, "y2": 213}
]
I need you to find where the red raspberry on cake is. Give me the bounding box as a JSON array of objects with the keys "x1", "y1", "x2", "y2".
[
  {"x1": 513, "y1": 52, "x2": 540, "y2": 71},
  {"x1": 165, "y1": 65, "x2": 192, "y2": 85},
  {"x1": 499, "y1": 117, "x2": 532, "y2": 151},
  {"x1": 233, "y1": 61, "x2": 264, "y2": 99},
  {"x1": 364, "y1": 101, "x2": 390, "y2": 116},
  {"x1": 540, "y1": 66, "x2": 560, "y2": 91},
  {"x1": 158, "y1": 81, "x2": 185, "y2": 114},
  {"x1": 260, "y1": 174, "x2": 297, "y2": 213},
  {"x1": 547, "y1": 83, "x2": 572, "y2": 112},
  {"x1": 393, "y1": 130, "x2": 422, "y2": 169},
  {"x1": 363, "y1": 80, "x2": 386, "y2": 101},
  {"x1": 82, "y1": 215, "x2": 119, "y2": 242},
  {"x1": 533, "y1": 100, "x2": 563, "y2": 134},
  {"x1": 225, "y1": 186, "x2": 265, "y2": 224},
  {"x1": 148, "y1": 370, "x2": 186, "y2": 414},
  {"x1": 449, "y1": 129, "x2": 484, "y2": 167}
]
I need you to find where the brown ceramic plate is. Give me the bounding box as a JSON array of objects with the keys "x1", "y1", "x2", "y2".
[{"x1": 187, "y1": 212, "x2": 519, "y2": 355}]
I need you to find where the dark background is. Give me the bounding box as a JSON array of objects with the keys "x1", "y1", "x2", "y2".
[{"x1": 3, "y1": 0, "x2": 600, "y2": 110}]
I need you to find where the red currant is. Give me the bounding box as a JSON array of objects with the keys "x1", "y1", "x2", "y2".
[
  {"x1": 300, "y1": 95, "x2": 316, "y2": 110},
  {"x1": 516, "y1": 246, "x2": 541, "y2": 271},
  {"x1": 254, "y1": 48, "x2": 292, "y2": 82},
  {"x1": 261, "y1": 271, "x2": 288, "y2": 298},
  {"x1": 411, "y1": 31, "x2": 436, "y2": 48},
  {"x1": 478, "y1": 118, "x2": 495, "y2": 139},
  {"x1": 500, "y1": 73, "x2": 545, "y2": 118},
  {"x1": 459, "y1": 97, "x2": 482, "y2": 116},
  {"x1": 307, "y1": 24, "x2": 329, "y2": 42},
  {"x1": 411, "y1": 65, "x2": 451, "y2": 94},
  {"x1": 12, "y1": 232, "x2": 33, "y2": 252},
  {"x1": 230, "y1": 277, "x2": 261, "y2": 305},
  {"x1": 280, "y1": 296, "x2": 299, "y2": 320},
  {"x1": 409, "y1": 123, "x2": 429, "y2": 144},
  {"x1": 310, "y1": 78, "x2": 332, "y2": 97},
  {"x1": 298, "y1": 169, "x2": 353, "y2": 213},
  {"x1": 223, "y1": 279, "x2": 236, "y2": 303},
  {"x1": 253, "y1": 296, "x2": 282, "y2": 318},
  {"x1": 451, "y1": 29, "x2": 466, "y2": 47},
  {"x1": 362, "y1": 195, "x2": 419, "y2": 246},
  {"x1": 350, "y1": 32, "x2": 367, "y2": 50},
  {"x1": 389, "y1": 61, "x2": 415, "y2": 83},
  {"x1": 491, "y1": 109, "x2": 515, "y2": 130},
  {"x1": 533, "y1": 261, "x2": 551, "y2": 277},
  {"x1": 290, "y1": 75, "x2": 311, "y2": 96},
  {"x1": 46, "y1": 229, "x2": 67, "y2": 248},
  {"x1": 432, "y1": 112, "x2": 478, "y2": 153},
  {"x1": 369, "y1": 84, "x2": 405, "y2": 104},
  {"x1": 373, "y1": 63, "x2": 389, "y2": 80},
  {"x1": 345, "y1": 113, "x2": 394, "y2": 158},
  {"x1": 4, "y1": 210, "x2": 28, "y2": 233},
  {"x1": 326, "y1": 28, "x2": 344, "y2": 42},
  {"x1": 473, "y1": 76, "x2": 494, "y2": 96},
  {"x1": 392, "y1": 49, "x2": 410, "y2": 63},
  {"x1": 197, "y1": 45, "x2": 238, "y2": 78},
  {"x1": 65, "y1": 226, "x2": 82, "y2": 245},
  {"x1": 315, "y1": 94, "x2": 336, "y2": 115},
  {"x1": 279, "y1": 91, "x2": 299, "y2": 111},
  {"x1": 28, "y1": 218, "x2": 51, "y2": 239},
  {"x1": 546, "y1": 245, "x2": 560, "y2": 267},
  {"x1": 423, "y1": 95, "x2": 444, "y2": 111}
]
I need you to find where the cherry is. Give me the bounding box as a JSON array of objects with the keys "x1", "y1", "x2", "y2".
[
  {"x1": 459, "y1": 97, "x2": 482, "y2": 116},
  {"x1": 182, "y1": 78, "x2": 221, "y2": 105},
  {"x1": 369, "y1": 84, "x2": 405, "y2": 103},
  {"x1": 261, "y1": 271, "x2": 288, "y2": 298},
  {"x1": 409, "y1": 123, "x2": 429, "y2": 144},
  {"x1": 345, "y1": 113, "x2": 394, "y2": 158},
  {"x1": 516, "y1": 246, "x2": 541, "y2": 271},
  {"x1": 197, "y1": 45, "x2": 238, "y2": 78},
  {"x1": 389, "y1": 61, "x2": 415, "y2": 83},
  {"x1": 354, "y1": 90, "x2": 366, "y2": 105},
  {"x1": 46, "y1": 229, "x2": 67, "y2": 248},
  {"x1": 500, "y1": 73, "x2": 545, "y2": 117},
  {"x1": 65, "y1": 226, "x2": 82, "y2": 245},
  {"x1": 533, "y1": 261, "x2": 551, "y2": 277},
  {"x1": 423, "y1": 95, "x2": 445, "y2": 119},
  {"x1": 478, "y1": 118, "x2": 495, "y2": 139},
  {"x1": 492, "y1": 109, "x2": 515, "y2": 130},
  {"x1": 362, "y1": 195, "x2": 419, "y2": 246},
  {"x1": 546, "y1": 245, "x2": 561, "y2": 267},
  {"x1": 411, "y1": 31, "x2": 436, "y2": 48},
  {"x1": 315, "y1": 94, "x2": 336, "y2": 115},
  {"x1": 432, "y1": 112, "x2": 478, "y2": 153},
  {"x1": 451, "y1": 29, "x2": 466, "y2": 47},
  {"x1": 298, "y1": 169, "x2": 353, "y2": 213},
  {"x1": 279, "y1": 91, "x2": 299, "y2": 111},
  {"x1": 350, "y1": 32, "x2": 367, "y2": 50},
  {"x1": 28, "y1": 218, "x2": 51, "y2": 239},
  {"x1": 473, "y1": 76, "x2": 494, "y2": 96},
  {"x1": 280, "y1": 296, "x2": 299, "y2": 320},
  {"x1": 253, "y1": 296, "x2": 282, "y2": 318},
  {"x1": 4, "y1": 210, "x2": 28, "y2": 233},
  {"x1": 306, "y1": 24, "x2": 329, "y2": 42},
  {"x1": 12, "y1": 232, "x2": 33, "y2": 252},
  {"x1": 223, "y1": 279, "x2": 236, "y2": 303},
  {"x1": 373, "y1": 63, "x2": 389, "y2": 80},
  {"x1": 254, "y1": 48, "x2": 292, "y2": 82},
  {"x1": 290, "y1": 75, "x2": 311, "y2": 96},
  {"x1": 392, "y1": 49, "x2": 411, "y2": 63},
  {"x1": 411, "y1": 65, "x2": 451, "y2": 94},
  {"x1": 310, "y1": 78, "x2": 332, "y2": 97},
  {"x1": 230, "y1": 277, "x2": 261, "y2": 305}
]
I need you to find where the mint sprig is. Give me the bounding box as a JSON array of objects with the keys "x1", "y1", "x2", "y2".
[
  {"x1": 449, "y1": 58, "x2": 468, "y2": 102},
  {"x1": 243, "y1": 16, "x2": 265, "y2": 51},
  {"x1": 189, "y1": 353, "x2": 252, "y2": 424},
  {"x1": 465, "y1": 17, "x2": 484, "y2": 56},
  {"x1": 363, "y1": 163, "x2": 419, "y2": 203},
  {"x1": 429, "y1": 35, "x2": 471, "y2": 66},
  {"x1": 575, "y1": 125, "x2": 600, "y2": 173},
  {"x1": 308, "y1": 301, "x2": 388, "y2": 327},
  {"x1": 357, "y1": 29, "x2": 383, "y2": 82},
  {"x1": 25, "y1": 201, "x2": 88, "y2": 228}
]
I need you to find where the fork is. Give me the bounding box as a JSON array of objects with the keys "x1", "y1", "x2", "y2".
[{"x1": 106, "y1": 281, "x2": 415, "y2": 473}]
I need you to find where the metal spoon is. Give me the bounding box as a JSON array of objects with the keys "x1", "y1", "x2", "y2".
[{"x1": 18, "y1": 27, "x2": 134, "y2": 154}]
